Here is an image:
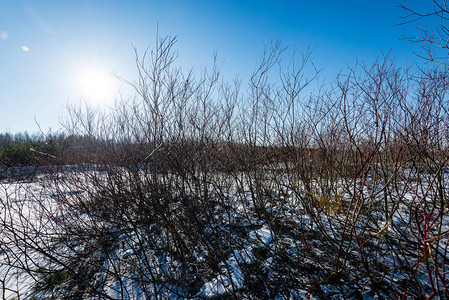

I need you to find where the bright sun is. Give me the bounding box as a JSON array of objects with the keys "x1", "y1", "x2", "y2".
[{"x1": 76, "y1": 66, "x2": 117, "y2": 105}]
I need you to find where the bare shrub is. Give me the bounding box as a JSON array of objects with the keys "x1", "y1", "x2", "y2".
[{"x1": 1, "y1": 31, "x2": 449, "y2": 299}]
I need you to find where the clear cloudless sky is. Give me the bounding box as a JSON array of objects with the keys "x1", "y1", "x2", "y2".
[{"x1": 0, "y1": 0, "x2": 433, "y2": 133}]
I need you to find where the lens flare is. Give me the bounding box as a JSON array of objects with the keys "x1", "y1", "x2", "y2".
[
  {"x1": 0, "y1": 31, "x2": 8, "y2": 40},
  {"x1": 22, "y1": 46, "x2": 30, "y2": 52}
]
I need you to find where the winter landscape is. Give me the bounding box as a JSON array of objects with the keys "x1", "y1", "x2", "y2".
[{"x1": 2, "y1": 1, "x2": 449, "y2": 299}]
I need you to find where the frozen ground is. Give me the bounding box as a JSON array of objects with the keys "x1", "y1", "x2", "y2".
[{"x1": 1, "y1": 170, "x2": 449, "y2": 299}]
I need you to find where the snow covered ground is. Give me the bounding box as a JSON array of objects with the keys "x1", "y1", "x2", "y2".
[{"x1": 1, "y1": 169, "x2": 449, "y2": 299}]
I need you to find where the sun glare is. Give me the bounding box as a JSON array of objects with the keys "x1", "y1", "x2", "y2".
[{"x1": 76, "y1": 66, "x2": 117, "y2": 105}]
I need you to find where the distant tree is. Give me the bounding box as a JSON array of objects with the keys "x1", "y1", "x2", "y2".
[{"x1": 0, "y1": 132, "x2": 65, "y2": 168}]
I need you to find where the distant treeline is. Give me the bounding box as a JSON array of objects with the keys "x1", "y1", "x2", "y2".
[
  {"x1": 0, "y1": 132, "x2": 60, "y2": 167},
  {"x1": 0, "y1": 132, "x2": 108, "y2": 167}
]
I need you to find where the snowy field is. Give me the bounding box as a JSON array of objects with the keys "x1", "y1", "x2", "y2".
[{"x1": 1, "y1": 168, "x2": 449, "y2": 299}]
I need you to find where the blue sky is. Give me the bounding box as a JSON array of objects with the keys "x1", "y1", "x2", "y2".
[{"x1": 0, "y1": 0, "x2": 431, "y2": 133}]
